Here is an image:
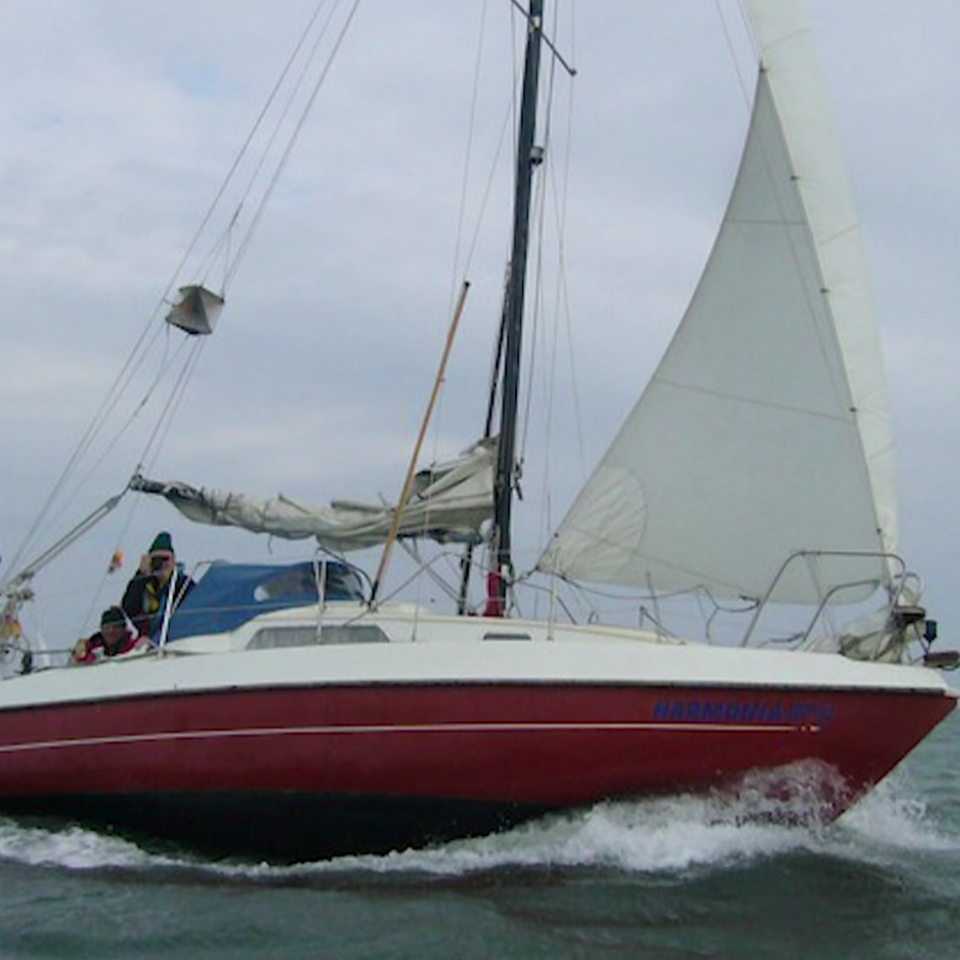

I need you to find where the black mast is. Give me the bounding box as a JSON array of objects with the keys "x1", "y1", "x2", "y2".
[{"x1": 491, "y1": 0, "x2": 544, "y2": 611}]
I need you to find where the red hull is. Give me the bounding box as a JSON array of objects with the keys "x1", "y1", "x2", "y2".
[{"x1": 0, "y1": 682, "x2": 953, "y2": 859}]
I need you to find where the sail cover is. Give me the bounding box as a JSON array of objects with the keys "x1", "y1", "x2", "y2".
[
  {"x1": 131, "y1": 438, "x2": 496, "y2": 553},
  {"x1": 539, "y1": 2, "x2": 897, "y2": 604}
]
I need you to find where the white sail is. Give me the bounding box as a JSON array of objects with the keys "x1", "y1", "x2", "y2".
[
  {"x1": 131, "y1": 438, "x2": 496, "y2": 553},
  {"x1": 539, "y1": 1, "x2": 896, "y2": 604}
]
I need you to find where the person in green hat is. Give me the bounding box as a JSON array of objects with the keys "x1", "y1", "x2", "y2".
[
  {"x1": 72, "y1": 605, "x2": 148, "y2": 663},
  {"x1": 121, "y1": 531, "x2": 195, "y2": 639}
]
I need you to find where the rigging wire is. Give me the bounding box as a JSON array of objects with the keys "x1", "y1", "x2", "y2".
[
  {"x1": 171, "y1": 0, "x2": 341, "y2": 298},
  {"x1": 448, "y1": 3, "x2": 521, "y2": 301},
  {"x1": 532, "y1": 0, "x2": 580, "y2": 600},
  {"x1": 517, "y1": 14, "x2": 556, "y2": 483},
  {"x1": 417, "y1": 3, "x2": 493, "y2": 617},
  {"x1": 3, "y1": 0, "x2": 362, "y2": 604},
  {"x1": 449, "y1": 1, "x2": 579, "y2": 609},
  {"x1": 515, "y1": 0, "x2": 580, "y2": 574},
  {"x1": 137, "y1": 338, "x2": 210, "y2": 480},
  {"x1": 225, "y1": 0, "x2": 363, "y2": 288},
  {"x1": 2, "y1": 311, "x2": 171, "y2": 590},
  {"x1": 446, "y1": 0, "x2": 489, "y2": 315}
]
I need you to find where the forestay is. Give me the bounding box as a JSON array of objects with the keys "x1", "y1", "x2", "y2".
[{"x1": 538, "y1": 1, "x2": 896, "y2": 604}]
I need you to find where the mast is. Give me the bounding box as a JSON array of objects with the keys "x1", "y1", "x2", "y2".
[{"x1": 491, "y1": 0, "x2": 544, "y2": 611}]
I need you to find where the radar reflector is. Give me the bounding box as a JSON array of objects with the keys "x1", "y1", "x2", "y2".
[{"x1": 165, "y1": 285, "x2": 224, "y2": 336}]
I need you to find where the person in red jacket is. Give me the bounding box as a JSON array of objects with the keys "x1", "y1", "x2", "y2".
[{"x1": 72, "y1": 605, "x2": 148, "y2": 663}]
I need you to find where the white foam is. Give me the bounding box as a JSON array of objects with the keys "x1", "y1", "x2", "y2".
[
  {"x1": 0, "y1": 818, "x2": 175, "y2": 870},
  {"x1": 325, "y1": 792, "x2": 831, "y2": 878},
  {"x1": 1, "y1": 769, "x2": 956, "y2": 879},
  {"x1": 832, "y1": 776, "x2": 960, "y2": 859}
]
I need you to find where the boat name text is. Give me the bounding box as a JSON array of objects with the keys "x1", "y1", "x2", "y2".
[{"x1": 653, "y1": 699, "x2": 834, "y2": 727}]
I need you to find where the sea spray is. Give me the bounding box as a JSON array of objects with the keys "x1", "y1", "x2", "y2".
[{"x1": 4, "y1": 764, "x2": 955, "y2": 883}]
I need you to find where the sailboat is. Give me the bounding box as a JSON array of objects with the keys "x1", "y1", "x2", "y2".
[{"x1": 0, "y1": 1, "x2": 955, "y2": 862}]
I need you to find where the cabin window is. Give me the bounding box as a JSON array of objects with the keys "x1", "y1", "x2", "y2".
[
  {"x1": 251, "y1": 565, "x2": 366, "y2": 604},
  {"x1": 324, "y1": 566, "x2": 366, "y2": 601},
  {"x1": 253, "y1": 569, "x2": 316, "y2": 603},
  {"x1": 248, "y1": 624, "x2": 389, "y2": 649}
]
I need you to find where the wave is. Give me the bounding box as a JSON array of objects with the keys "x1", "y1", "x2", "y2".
[
  {"x1": 331, "y1": 775, "x2": 960, "y2": 878},
  {"x1": 0, "y1": 819, "x2": 177, "y2": 871},
  {"x1": 2, "y1": 771, "x2": 957, "y2": 881}
]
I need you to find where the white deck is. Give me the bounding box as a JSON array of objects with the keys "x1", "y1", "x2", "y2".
[{"x1": 0, "y1": 601, "x2": 953, "y2": 711}]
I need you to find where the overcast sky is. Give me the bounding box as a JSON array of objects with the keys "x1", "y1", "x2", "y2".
[{"x1": 1, "y1": 1, "x2": 957, "y2": 646}]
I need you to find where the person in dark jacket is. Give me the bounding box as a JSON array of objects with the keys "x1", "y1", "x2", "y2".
[
  {"x1": 121, "y1": 531, "x2": 195, "y2": 640},
  {"x1": 72, "y1": 605, "x2": 148, "y2": 663}
]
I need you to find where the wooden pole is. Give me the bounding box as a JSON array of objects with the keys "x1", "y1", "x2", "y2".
[{"x1": 369, "y1": 281, "x2": 471, "y2": 605}]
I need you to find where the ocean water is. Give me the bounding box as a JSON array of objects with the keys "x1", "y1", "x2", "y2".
[{"x1": 1, "y1": 714, "x2": 958, "y2": 960}]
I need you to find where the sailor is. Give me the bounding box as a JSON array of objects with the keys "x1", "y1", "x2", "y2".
[
  {"x1": 121, "y1": 531, "x2": 196, "y2": 639},
  {"x1": 72, "y1": 606, "x2": 147, "y2": 663}
]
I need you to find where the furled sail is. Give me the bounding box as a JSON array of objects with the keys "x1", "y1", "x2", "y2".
[
  {"x1": 131, "y1": 438, "x2": 496, "y2": 553},
  {"x1": 539, "y1": 1, "x2": 897, "y2": 604}
]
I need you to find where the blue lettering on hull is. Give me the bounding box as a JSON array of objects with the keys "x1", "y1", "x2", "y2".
[{"x1": 652, "y1": 698, "x2": 834, "y2": 728}]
